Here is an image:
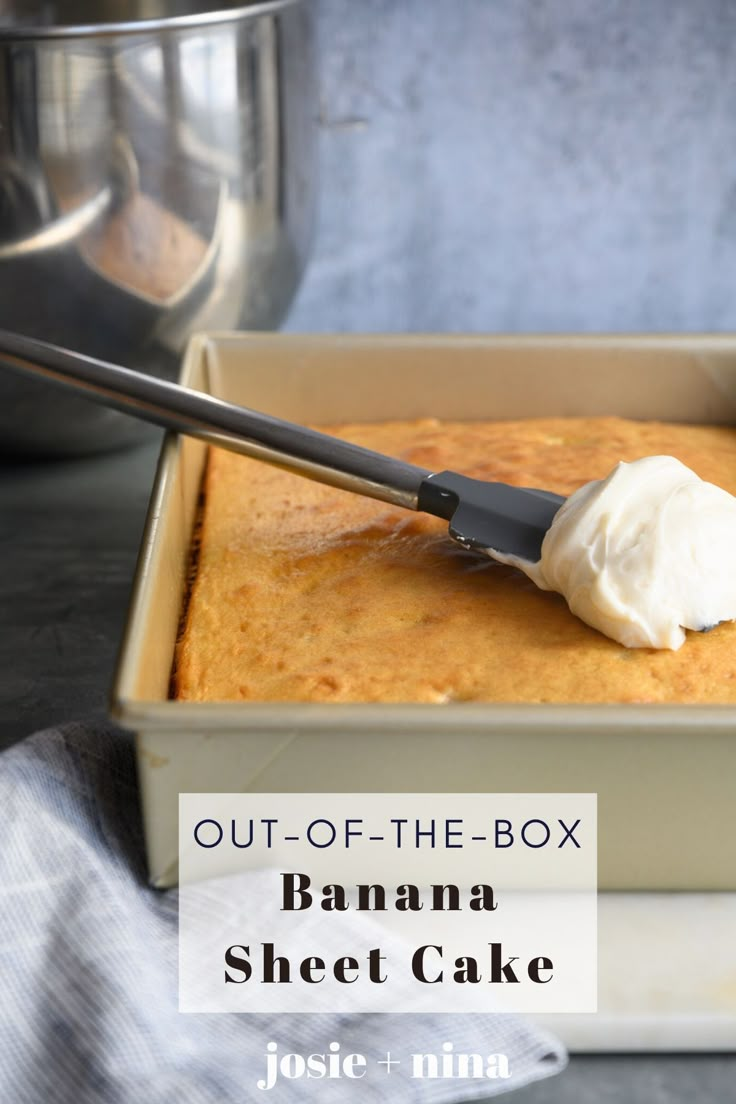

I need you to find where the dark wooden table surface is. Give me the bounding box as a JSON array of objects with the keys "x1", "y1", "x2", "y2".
[
  {"x1": 0, "y1": 433, "x2": 160, "y2": 745},
  {"x1": 1, "y1": 433, "x2": 734, "y2": 1102}
]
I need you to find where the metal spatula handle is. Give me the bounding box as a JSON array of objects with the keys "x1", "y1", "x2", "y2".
[
  {"x1": 0, "y1": 330, "x2": 431, "y2": 509},
  {"x1": 1, "y1": 330, "x2": 565, "y2": 561}
]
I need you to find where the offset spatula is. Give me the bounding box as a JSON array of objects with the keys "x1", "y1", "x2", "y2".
[{"x1": 0, "y1": 330, "x2": 564, "y2": 562}]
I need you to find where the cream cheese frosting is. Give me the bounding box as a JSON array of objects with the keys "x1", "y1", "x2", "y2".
[{"x1": 496, "y1": 455, "x2": 736, "y2": 650}]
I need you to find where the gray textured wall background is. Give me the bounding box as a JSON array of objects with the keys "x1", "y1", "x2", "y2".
[{"x1": 287, "y1": 0, "x2": 736, "y2": 332}]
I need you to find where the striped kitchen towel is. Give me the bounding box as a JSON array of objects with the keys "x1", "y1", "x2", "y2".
[{"x1": 0, "y1": 721, "x2": 566, "y2": 1103}]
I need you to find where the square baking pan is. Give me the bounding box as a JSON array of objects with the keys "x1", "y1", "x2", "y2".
[{"x1": 112, "y1": 333, "x2": 736, "y2": 891}]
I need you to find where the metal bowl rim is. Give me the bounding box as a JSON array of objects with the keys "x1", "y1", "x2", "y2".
[{"x1": 0, "y1": 0, "x2": 300, "y2": 40}]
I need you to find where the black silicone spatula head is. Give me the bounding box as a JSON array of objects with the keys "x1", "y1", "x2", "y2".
[{"x1": 418, "y1": 471, "x2": 565, "y2": 562}]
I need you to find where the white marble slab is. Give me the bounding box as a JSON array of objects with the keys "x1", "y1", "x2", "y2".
[{"x1": 534, "y1": 894, "x2": 736, "y2": 1051}]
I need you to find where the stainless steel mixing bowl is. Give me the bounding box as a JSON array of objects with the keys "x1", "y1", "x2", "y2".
[{"x1": 0, "y1": 0, "x2": 316, "y2": 454}]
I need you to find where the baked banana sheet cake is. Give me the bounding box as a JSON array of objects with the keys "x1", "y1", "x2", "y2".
[{"x1": 174, "y1": 415, "x2": 736, "y2": 704}]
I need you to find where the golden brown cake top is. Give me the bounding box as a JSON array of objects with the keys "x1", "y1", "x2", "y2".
[{"x1": 174, "y1": 416, "x2": 736, "y2": 704}]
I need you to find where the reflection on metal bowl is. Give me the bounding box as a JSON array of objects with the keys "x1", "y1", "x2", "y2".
[{"x1": 0, "y1": 0, "x2": 316, "y2": 455}]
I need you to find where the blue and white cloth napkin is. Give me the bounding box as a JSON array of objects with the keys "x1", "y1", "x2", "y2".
[{"x1": 0, "y1": 721, "x2": 566, "y2": 1103}]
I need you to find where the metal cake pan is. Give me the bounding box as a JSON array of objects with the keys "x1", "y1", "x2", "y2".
[{"x1": 112, "y1": 333, "x2": 736, "y2": 890}]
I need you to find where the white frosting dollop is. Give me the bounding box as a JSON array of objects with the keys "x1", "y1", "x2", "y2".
[{"x1": 497, "y1": 455, "x2": 736, "y2": 650}]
